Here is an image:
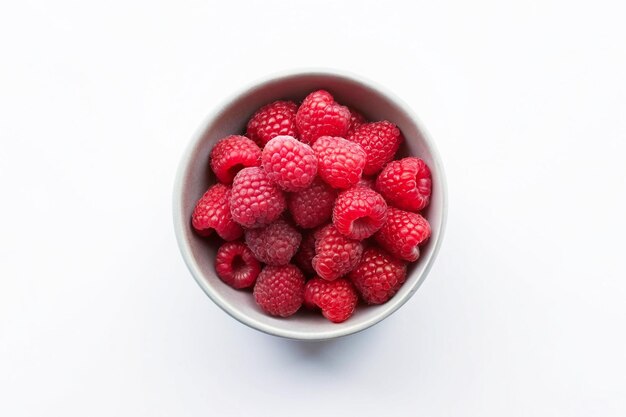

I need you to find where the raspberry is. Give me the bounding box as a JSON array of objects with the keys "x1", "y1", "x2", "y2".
[
  {"x1": 349, "y1": 247, "x2": 407, "y2": 304},
  {"x1": 347, "y1": 107, "x2": 366, "y2": 135},
  {"x1": 296, "y1": 90, "x2": 350, "y2": 144},
  {"x1": 215, "y1": 241, "x2": 261, "y2": 289},
  {"x1": 333, "y1": 187, "x2": 387, "y2": 240},
  {"x1": 191, "y1": 183, "x2": 243, "y2": 240},
  {"x1": 253, "y1": 264, "x2": 305, "y2": 317},
  {"x1": 245, "y1": 219, "x2": 302, "y2": 266},
  {"x1": 294, "y1": 231, "x2": 316, "y2": 276},
  {"x1": 304, "y1": 277, "x2": 358, "y2": 323},
  {"x1": 312, "y1": 225, "x2": 363, "y2": 281},
  {"x1": 312, "y1": 136, "x2": 366, "y2": 189},
  {"x1": 375, "y1": 157, "x2": 432, "y2": 212},
  {"x1": 230, "y1": 167, "x2": 286, "y2": 228},
  {"x1": 246, "y1": 100, "x2": 299, "y2": 146},
  {"x1": 210, "y1": 135, "x2": 262, "y2": 184},
  {"x1": 261, "y1": 135, "x2": 317, "y2": 192},
  {"x1": 347, "y1": 121, "x2": 402, "y2": 175},
  {"x1": 374, "y1": 207, "x2": 431, "y2": 261},
  {"x1": 357, "y1": 176, "x2": 375, "y2": 189},
  {"x1": 288, "y1": 178, "x2": 336, "y2": 229}
]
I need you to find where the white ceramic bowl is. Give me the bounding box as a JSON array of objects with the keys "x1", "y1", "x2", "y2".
[{"x1": 173, "y1": 69, "x2": 447, "y2": 341}]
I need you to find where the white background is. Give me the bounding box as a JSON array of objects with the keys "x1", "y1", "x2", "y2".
[{"x1": 1, "y1": 0, "x2": 625, "y2": 416}]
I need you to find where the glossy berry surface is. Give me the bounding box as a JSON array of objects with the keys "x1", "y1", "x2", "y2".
[
  {"x1": 261, "y1": 135, "x2": 317, "y2": 192},
  {"x1": 288, "y1": 178, "x2": 337, "y2": 229},
  {"x1": 304, "y1": 277, "x2": 358, "y2": 323},
  {"x1": 246, "y1": 100, "x2": 299, "y2": 146},
  {"x1": 375, "y1": 207, "x2": 431, "y2": 261},
  {"x1": 294, "y1": 231, "x2": 317, "y2": 276},
  {"x1": 349, "y1": 247, "x2": 407, "y2": 304},
  {"x1": 245, "y1": 219, "x2": 302, "y2": 266},
  {"x1": 215, "y1": 241, "x2": 261, "y2": 289},
  {"x1": 191, "y1": 183, "x2": 243, "y2": 241},
  {"x1": 333, "y1": 186, "x2": 387, "y2": 240},
  {"x1": 312, "y1": 136, "x2": 366, "y2": 189},
  {"x1": 253, "y1": 265, "x2": 305, "y2": 317},
  {"x1": 312, "y1": 224, "x2": 363, "y2": 281},
  {"x1": 210, "y1": 135, "x2": 261, "y2": 184},
  {"x1": 296, "y1": 90, "x2": 350, "y2": 144},
  {"x1": 347, "y1": 107, "x2": 367, "y2": 135},
  {"x1": 376, "y1": 157, "x2": 432, "y2": 212},
  {"x1": 348, "y1": 121, "x2": 402, "y2": 175},
  {"x1": 229, "y1": 167, "x2": 286, "y2": 228}
]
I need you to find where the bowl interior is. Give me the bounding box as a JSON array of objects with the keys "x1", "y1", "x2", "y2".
[{"x1": 175, "y1": 72, "x2": 446, "y2": 340}]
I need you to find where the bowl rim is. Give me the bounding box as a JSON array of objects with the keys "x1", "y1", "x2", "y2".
[{"x1": 173, "y1": 68, "x2": 448, "y2": 341}]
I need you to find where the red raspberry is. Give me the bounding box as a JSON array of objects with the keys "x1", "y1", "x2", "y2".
[
  {"x1": 347, "y1": 121, "x2": 402, "y2": 175},
  {"x1": 191, "y1": 183, "x2": 243, "y2": 240},
  {"x1": 349, "y1": 247, "x2": 407, "y2": 304},
  {"x1": 347, "y1": 107, "x2": 366, "y2": 135},
  {"x1": 333, "y1": 187, "x2": 387, "y2": 240},
  {"x1": 246, "y1": 100, "x2": 299, "y2": 146},
  {"x1": 312, "y1": 225, "x2": 363, "y2": 281},
  {"x1": 312, "y1": 136, "x2": 366, "y2": 189},
  {"x1": 253, "y1": 264, "x2": 305, "y2": 317},
  {"x1": 374, "y1": 207, "x2": 431, "y2": 261},
  {"x1": 375, "y1": 157, "x2": 432, "y2": 212},
  {"x1": 357, "y1": 176, "x2": 375, "y2": 189},
  {"x1": 229, "y1": 167, "x2": 286, "y2": 228},
  {"x1": 304, "y1": 277, "x2": 358, "y2": 323},
  {"x1": 294, "y1": 231, "x2": 316, "y2": 276},
  {"x1": 261, "y1": 135, "x2": 317, "y2": 192},
  {"x1": 210, "y1": 135, "x2": 261, "y2": 184},
  {"x1": 245, "y1": 219, "x2": 302, "y2": 266},
  {"x1": 288, "y1": 178, "x2": 336, "y2": 229},
  {"x1": 215, "y1": 241, "x2": 261, "y2": 289},
  {"x1": 296, "y1": 90, "x2": 350, "y2": 144}
]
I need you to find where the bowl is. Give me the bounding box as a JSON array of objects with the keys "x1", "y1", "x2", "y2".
[{"x1": 173, "y1": 69, "x2": 448, "y2": 341}]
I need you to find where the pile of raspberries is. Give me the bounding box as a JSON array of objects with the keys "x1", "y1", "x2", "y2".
[{"x1": 191, "y1": 90, "x2": 432, "y2": 323}]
